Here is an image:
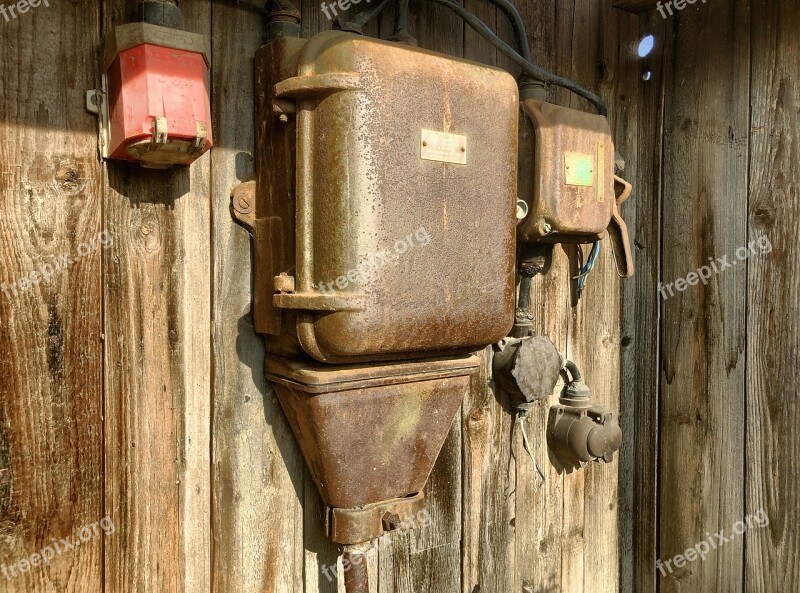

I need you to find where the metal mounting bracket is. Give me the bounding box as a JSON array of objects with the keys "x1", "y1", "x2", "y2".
[{"x1": 85, "y1": 75, "x2": 110, "y2": 160}]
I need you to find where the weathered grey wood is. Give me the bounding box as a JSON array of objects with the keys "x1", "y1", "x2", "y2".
[
  {"x1": 210, "y1": 2, "x2": 305, "y2": 593},
  {"x1": 572, "y1": 4, "x2": 647, "y2": 592},
  {"x1": 512, "y1": 2, "x2": 573, "y2": 592},
  {"x1": 0, "y1": 2, "x2": 104, "y2": 592},
  {"x1": 746, "y1": 0, "x2": 800, "y2": 591},
  {"x1": 618, "y1": 11, "x2": 665, "y2": 593},
  {"x1": 658, "y1": 2, "x2": 749, "y2": 592},
  {"x1": 102, "y1": 2, "x2": 212, "y2": 592}
]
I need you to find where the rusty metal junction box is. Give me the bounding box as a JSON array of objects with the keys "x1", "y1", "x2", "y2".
[
  {"x1": 232, "y1": 30, "x2": 519, "y2": 545},
  {"x1": 517, "y1": 99, "x2": 634, "y2": 277}
]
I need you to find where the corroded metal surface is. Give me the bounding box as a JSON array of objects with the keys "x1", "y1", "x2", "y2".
[
  {"x1": 518, "y1": 99, "x2": 617, "y2": 242},
  {"x1": 267, "y1": 355, "x2": 479, "y2": 509},
  {"x1": 328, "y1": 492, "x2": 426, "y2": 544},
  {"x1": 254, "y1": 31, "x2": 519, "y2": 364},
  {"x1": 249, "y1": 33, "x2": 518, "y2": 558},
  {"x1": 518, "y1": 98, "x2": 635, "y2": 277}
]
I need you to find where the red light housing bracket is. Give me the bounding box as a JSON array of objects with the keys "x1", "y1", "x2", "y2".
[{"x1": 88, "y1": 22, "x2": 212, "y2": 168}]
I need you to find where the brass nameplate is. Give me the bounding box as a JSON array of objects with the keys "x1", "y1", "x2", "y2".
[{"x1": 421, "y1": 129, "x2": 467, "y2": 165}]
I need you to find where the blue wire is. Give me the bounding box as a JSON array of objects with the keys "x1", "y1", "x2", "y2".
[{"x1": 575, "y1": 242, "x2": 601, "y2": 293}]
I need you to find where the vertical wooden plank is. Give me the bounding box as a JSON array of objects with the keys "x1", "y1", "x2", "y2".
[
  {"x1": 102, "y1": 2, "x2": 212, "y2": 592},
  {"x1": 515, "y1": 250, "x2": 570, "y2": 593},
  {"x1": 658, "y1": 1, "x2": 749, "y2": 592},
  {"x1": 746, "y1": 0, "x2": 800, "y2": 590},
  {"x1": 211, "y1": 2, "x2": 305, "y2": 593},
  {"x1": 617, "y1": 11, "x2": 665, "y2": 593},
  {"x1": 0, "y1": 2, "x2": 104, "y2": 592},
  {"x1": 562, "y1": 1, "x2": 596, "y2": 592},
  {"x1": 569, "y1": 3, "x2": 640, "y2": 593}
]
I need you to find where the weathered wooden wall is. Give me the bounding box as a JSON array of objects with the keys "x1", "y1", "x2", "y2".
[
  {"x1": 619, "y1": 1, "x2": 800, "y2": 593},
  {"x1": 1, "y1": 0, "x2": 795, "y2": 592}
]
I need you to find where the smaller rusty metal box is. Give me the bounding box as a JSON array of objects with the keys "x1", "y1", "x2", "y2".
[
  {"x1": 253, "y1": 32, "x2": 519, "y2": 364},
  {"x1": 518, "y1": 100, "x2": 616, "y2": 242}
]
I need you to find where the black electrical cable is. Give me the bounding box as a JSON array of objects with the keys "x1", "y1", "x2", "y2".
[
  {"x1": 395, "y1": 0, "x2": 410, "y2": 32},
  {"x1": 346, "y1": 0, "x2": 605, "y2": 115},
  {"x1": 422, "y1": 0, "x2": 608, "y2": 116},
  {"x1": 486, "y1": 0, "x2": 531, "y2": 62},
  {"x1": 351, "y1": 0, "x2": 394, "y2": 26}
]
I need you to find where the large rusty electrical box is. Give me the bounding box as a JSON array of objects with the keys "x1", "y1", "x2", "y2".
[
  {"x1": 248, "y1": 31, "x2": 518, "y2": 364},
  {"x1": 233, "y1": 30, "x2": 519, "y2": 548}
]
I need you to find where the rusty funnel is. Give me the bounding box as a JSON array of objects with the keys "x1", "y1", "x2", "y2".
[{"x1": 266, "y1": 354, "x2": 479, "y2": 544}]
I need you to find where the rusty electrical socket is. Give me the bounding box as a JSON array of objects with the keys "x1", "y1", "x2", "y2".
[{"x1": 547, "y1": 361, "x2": 623, "y2": 471}]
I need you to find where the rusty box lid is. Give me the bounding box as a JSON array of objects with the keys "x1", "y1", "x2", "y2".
[{"x1": 273, "y1": 32, "x2": 519, "y2": 363}]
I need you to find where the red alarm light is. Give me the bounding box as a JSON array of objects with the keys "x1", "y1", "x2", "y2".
[{"x1": 101, "y1": 23, "x2": 212, "y2": 168}]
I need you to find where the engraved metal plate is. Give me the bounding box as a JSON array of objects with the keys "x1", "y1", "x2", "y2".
[
  {"x1": 421, "y1": 129, "x2": 467, "y2": 165},
  {"x1": 564, "y1": 152, "x2": 595, "y2": 187},
  {"x1": 596, "y1": 141, "x2": 605, "y2": 202}
]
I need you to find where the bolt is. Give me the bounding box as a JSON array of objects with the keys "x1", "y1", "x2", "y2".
[
  {"x1": 543, "y1": 223, "x2": 552, "y2": 235},
  {"x1": 278, "y1": 114, "x2": 288, "y2": 123},
  {"x1": 382, "y1": 512, "x2": 402, "y2": 531}
]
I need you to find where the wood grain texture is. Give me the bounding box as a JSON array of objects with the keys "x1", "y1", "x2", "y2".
[
  {"x1": 617, "y1": 11, "x2": 665, "y2": 593},
  {"x1": 568, "y1": 2, "x2": 639, "y2": 590},
  {"x1": 746, "y1": 0, "x2": 800, "y2": 590},
  {"x1": 0, "y1": 2, "x2": 104, "y2": 592},
  {"x1": 102, "y1": 2, "x2": 212, "y2": 592},
  {"x1": 210, "y1": 2, "x2": 305, "y2": 593},
  {"x1": 658, "y1": 1, "x2": 749, "y2": 591},
  {"x1": 510, "y1": 4, "x2": 575, "y2": 593},
  {"x1": 612, "y1": 0, "x2": 661, "y2": 14}
]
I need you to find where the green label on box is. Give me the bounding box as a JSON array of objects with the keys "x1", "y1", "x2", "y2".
[{"x1": 564, "y1": 152, "x2": 595, "y2": 187}]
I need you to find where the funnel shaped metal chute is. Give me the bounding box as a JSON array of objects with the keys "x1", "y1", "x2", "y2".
[{"x1": 267, "y1": 355, "x2": 479, "y2": 544}]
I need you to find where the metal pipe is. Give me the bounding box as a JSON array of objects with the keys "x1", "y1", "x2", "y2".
[
  {"x1": 263, "y1": 0, "x2": 302, "y2": 40},
  {"x1": 343, "y1": 546, "x2": 370, "y2": 593},
  {"x1": 564, "y1": 360, "x2": 582, "y2": 382},
  {"x1": 420, "y1": 0, "x2": 608, "y2": 116},
  {"x1": 395, "y1": 0, "x2": 410, "y2": 31},
  {"x1": 139, "y1": 0, "x2": 181, "y2": 28},
  {"x1": 351, "y1": 0, "x2": 394, "y2": 26}
]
